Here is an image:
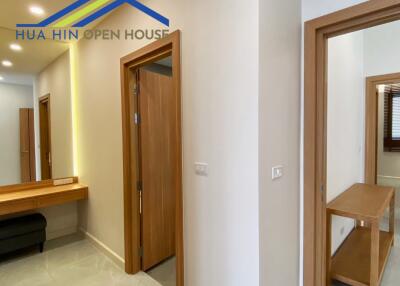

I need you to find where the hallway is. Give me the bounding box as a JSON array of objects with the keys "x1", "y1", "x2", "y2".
[{"x1": 0, "y1": 234, "x2": 162, "y2": 286}]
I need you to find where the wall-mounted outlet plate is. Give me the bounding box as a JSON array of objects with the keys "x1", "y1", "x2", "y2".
[
  {"x1": 272, "y1": 166, "x2": 284, "y2": 180},
  {"x1": 54, "y1": 178, "x2": 74, "y2": 186},
  {"x1": 194, "y1": 162, "x2": 208, "y2": 176}
]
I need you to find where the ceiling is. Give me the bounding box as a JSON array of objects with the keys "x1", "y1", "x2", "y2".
[
  {"x1": 0, "y1": 1, "x2": 78, "y2": 30},
  {"x1": 0, "y1": 0, "x2": 113, "y2": 85},
  {"x1": 0, "y1": 28, "x2": 69, "y2": 78},
  {"x1": 0, "y1": 1, "x2": 76, "y2": 84}
]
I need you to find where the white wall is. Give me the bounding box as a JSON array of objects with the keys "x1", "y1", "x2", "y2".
[
  {"x1": 327, "y1": 32, "x2": 365, "y2": 254},
  {"x1": 259, "y1": 0, "x2": 301, "y2": 285},
  {"x1": 302, "y1": 0, "x2": 367, "y2": 21},
  {"x1": 75, "y1": 1, "x2": 260, "y2": 285},
  {"x1": 34, "y1": 51, "x2": 77, "y2": 240},
  {"x1": 364, "y1": 21, "x2": 400, "y2": 77},
  {"x1": 0, "y1": 83, "x2": 33, "y2": 186},
  {"x1": 364, "y1": 21, "x2": 400, "y2": 182},
  {"x1": 366, "y1": 21, "x2": 400, "y2": 218}
]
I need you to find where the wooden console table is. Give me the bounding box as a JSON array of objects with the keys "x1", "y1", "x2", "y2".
[{"x1": 327, "y1": 183, "x2": 395, "y2": 286}]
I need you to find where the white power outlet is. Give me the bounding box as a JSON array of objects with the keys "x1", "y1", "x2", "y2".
[
  {"x1": 272, "y1": 166, "x2": 284, "y2": 180},
  {"x1": 194, "y1": 162, "x2": 208, "y2": 176},
  {"x1": 54, "y1": 178, "x2": 74, "y2": 186}
]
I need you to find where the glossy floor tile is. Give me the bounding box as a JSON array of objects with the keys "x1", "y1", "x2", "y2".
[
  {"x1": 0, "y1": 234, "x2": 162, "y2": 286},
  {"x1": 147, "y1": 257, "x2": 176, "y2": 286},
  {"x1": 332, "y1": 218, "x2": 400, "y2": 286}
]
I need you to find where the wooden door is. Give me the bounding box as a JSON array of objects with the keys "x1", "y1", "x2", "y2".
[
  {"x1": 39, "y1": 95, "x2": 52, "y2": 180},
  {"x1": 19, "y1": 108, "x2": 36, "y2": 182},
  {"x1": 138, "y1": 68, "x2": 177, "y2": 270}
]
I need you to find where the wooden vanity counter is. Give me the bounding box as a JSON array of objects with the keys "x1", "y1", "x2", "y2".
[{"x1": 0, "y1": 178, "x2": 88, "y2": 216}]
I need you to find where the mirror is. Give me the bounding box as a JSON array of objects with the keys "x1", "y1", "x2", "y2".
[
  {"x1": 326, "y1": 20, "x2": 400, "y2": 285},
  {"x1": 0, "y1": 27, "x2": 72, "y2": 186}
]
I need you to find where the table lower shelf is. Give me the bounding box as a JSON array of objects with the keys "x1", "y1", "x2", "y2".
[{"x1": 331, "y1": 227, "x2": 394, "y2": 286}]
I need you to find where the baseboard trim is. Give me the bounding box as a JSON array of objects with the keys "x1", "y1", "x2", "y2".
[
  {"x1": 377, "y1": 175, "x2": 400, "y2": 180},
  {"x1": 79, "y1": 227, "x2": 125, "y2": 269}
]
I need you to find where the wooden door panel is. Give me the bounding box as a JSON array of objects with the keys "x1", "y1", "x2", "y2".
[
  {"x1": 28, "y1": 109, "x2": 36, "y2": 181},
  {"x1": 39, "y1": 97, "x2": 52, "y2": 180},
  {"x1": 20, "y1": 109, "x2": 30, "y2": 182},
  {"x1": 20, "y1": 108, "x2": 36, "y2": 183},
  {"x1": 162, "y1": 72, "x2": 177, "y2": 256},
  {"x1": 139, "y1": 68, "x2": 176, "y2": 270}
]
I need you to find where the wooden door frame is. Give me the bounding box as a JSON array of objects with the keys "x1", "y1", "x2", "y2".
[
  {"x1": 120, "y1": 30, "x2": 184, "y2": 286},
  {"x1": 304, "y1": 1, "x2": 400, "y2": 285},
  {"x1": 38, "y1": 94, "x2": 52, "y2": 179},
  {"x1": 365, "y1": 73, "x2": 400, "y2": 185}
]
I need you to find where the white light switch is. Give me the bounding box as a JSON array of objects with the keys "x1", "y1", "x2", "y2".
[
  {"x1": 194, "y1": 162, "x2": 208, "y2": 176},
  {"x1": 272, "y1": 166, "x2": 284, "y2": 180}
]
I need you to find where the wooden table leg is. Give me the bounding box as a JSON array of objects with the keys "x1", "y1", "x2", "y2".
[
  {"x1": 370, "y1": 221, "x2": 380, "y2": 286},
  {"x1": 390, "y1": 193, "x2": 395, "y2": 246},
  {"x1": 326, "y1": 211, "x2": 332, "y2": 286}
]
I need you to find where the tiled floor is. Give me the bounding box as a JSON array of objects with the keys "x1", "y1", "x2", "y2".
[
  {"x1": 0, "y1": 234, "x2": 162, "y2": 286},
  {"x1": 332, "y1": 218, "x2": 400, "y2": 286},
  {"x1": 147, "y1": 257, "x2": 176, "y2": 286}
]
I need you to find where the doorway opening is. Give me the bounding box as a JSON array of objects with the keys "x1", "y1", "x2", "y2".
[
  {"x1": 38, "y1": 94, "x2": 52, "y2": 180},
  {"x1": 136, "y1": 56, "x2": 176, "y2": 285},
  {"x1": 120, "y1": 31, "x2": 183, "y2": 286},
  {"x1": 304, "y1": 1, "x2": 400, "y2": 285},
  {"x1": 365, "y1": 73, "x2": 400, "y2": 185}
]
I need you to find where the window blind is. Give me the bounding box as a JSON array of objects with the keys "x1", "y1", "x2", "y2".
[
  {"x1": 384, "y1": 84, "x2": 400, "y2": 152},
  {"x1": 392, "y1": 96, "x2": 400, "y2": 138}
]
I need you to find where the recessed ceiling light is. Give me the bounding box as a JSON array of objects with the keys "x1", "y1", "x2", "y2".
[
  {"x1": 2, "y1": 60, "x2": 13, "y2": 67},
  {"x1": 29, "y1": 6, "x2": 45, "y2": 16},
  {"x1": 0, "y1": 76, "x2": 4, "y2": 81},
  {"x1": 10, "y1": 43, "x2": 22, "y2": 51}
]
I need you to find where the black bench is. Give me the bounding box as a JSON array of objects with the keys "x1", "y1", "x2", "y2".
[{"x1": 0, "y1": 213, "x2": 47, "y2": 255}]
